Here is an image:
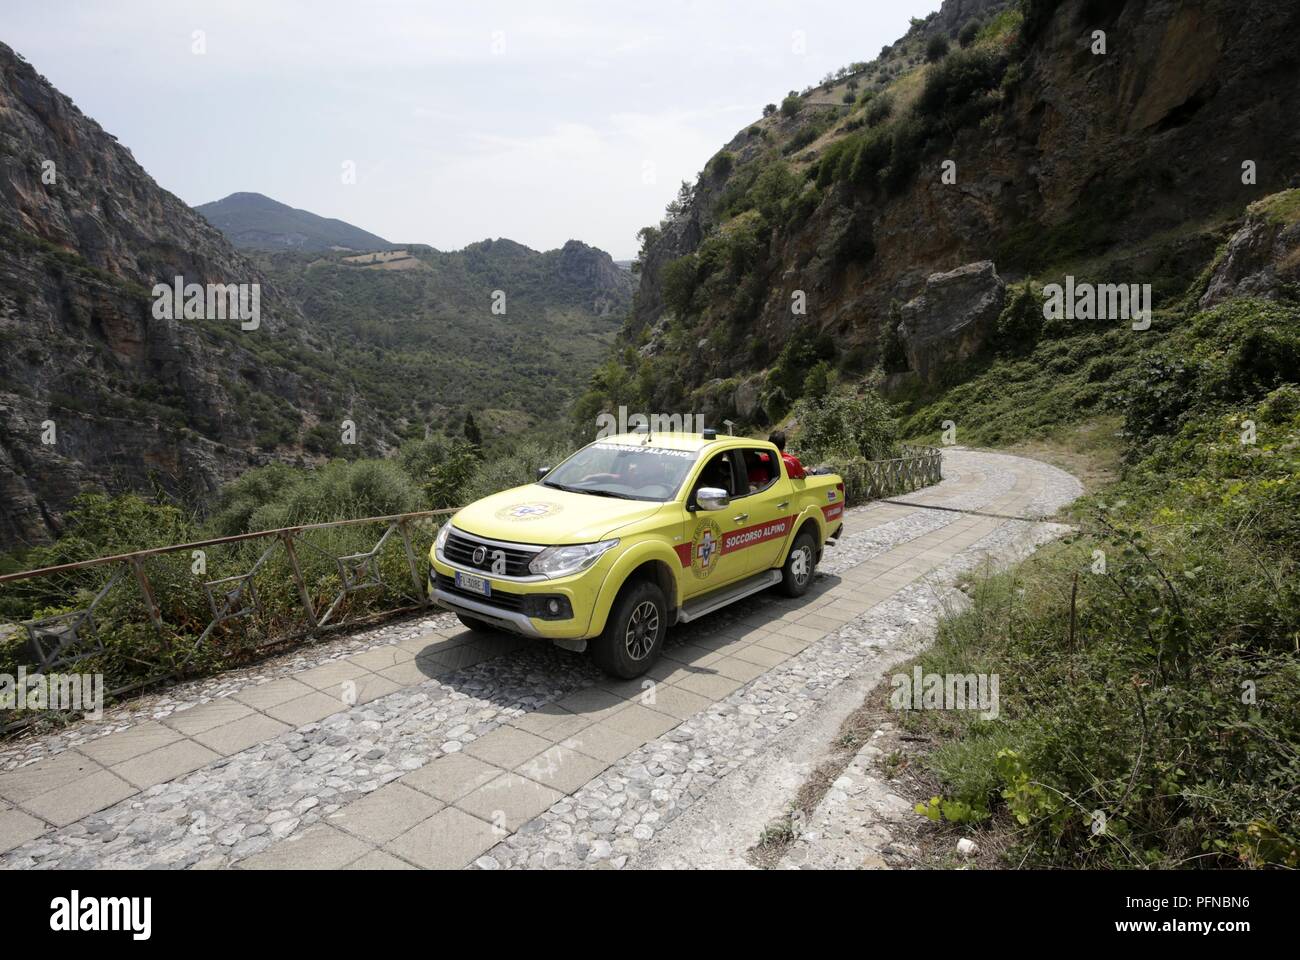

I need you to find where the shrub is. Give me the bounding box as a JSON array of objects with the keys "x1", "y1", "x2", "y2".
[
  {"x1": 211, "y1": 459, "x2": 421, "y2": 535},
  {"x1": 792, "y1": 390, "x2": 899, "y2": 462},
  {"x1": 916, "y1": 46, "x2": 1007, "y2": 127},
  {"x1": 958, "y1": 19, "x2": 981, "y2": 47},
  {"x1": 780, "y1": 95, "x2": 803, "y2": 119},
  {"x1": 865, "y1": 92, "x2": 893, "y2": 126},
  {"x1": 925, "y1": 34, "x2": 950, "y2": 62},
  {"x1": 762, "y1": 103, "x2": 777, "y2": 117},
  {"x1": 768, "y1": 326, "x2": 837, "y2": 403},
  {"x1": 709, "y1": 150, "x2": 735, "y2": 178},
  {"x1": 803, "y1": 360, "x2": 833, "y2": 399},
  {"x1": 660, "y1": 254, "x2": 700, "y2": 317}
]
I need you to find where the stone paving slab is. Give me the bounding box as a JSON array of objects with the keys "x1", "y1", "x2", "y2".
[
  {"x1": 113, "y1": 740, "x2": 221, "y2": 790},
  {"x1": 76, "y1": 722, "x2": 184, "y2": 766},
  {"x1": 385, "y1": 807, "x2": 499, "y2": 869},
  {"x1": 328, "y1": 782, "x2": 444, "y2": 844},
  {"x1": 25, "y1": 768, "x2": 136, "y2": 827},
  {"x1": 0, "y1": 805, "x2": 46, "y2": 853}
]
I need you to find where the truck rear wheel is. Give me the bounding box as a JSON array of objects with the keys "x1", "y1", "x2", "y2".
[
  {"x1": 591, "y1": 579, "x2": 667, "y2": 679},
  {"x1": 779, "y1": 530, "x2": 818, "y2": 598}
]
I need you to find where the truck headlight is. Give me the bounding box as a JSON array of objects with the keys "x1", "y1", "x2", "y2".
[
  {"x1": 528, "y1": 539, "x2": 619, "y2": 579},
  {"x1": 434, "y1": 523, "x2": 452, "y2": 559}
]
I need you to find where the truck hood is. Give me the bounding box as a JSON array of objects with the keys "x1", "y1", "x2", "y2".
[{"x1": 450, "y1": 484, "x2": 667, "y2": 545}]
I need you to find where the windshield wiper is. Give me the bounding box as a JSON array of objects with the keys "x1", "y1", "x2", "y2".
[{"x1": 542, "y1": 480, "x2": 644, "y2": 500}]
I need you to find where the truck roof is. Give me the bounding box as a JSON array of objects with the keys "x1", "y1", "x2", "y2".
[{"x1": 595, "y1": 432, "x2": 768, "y2": 453}]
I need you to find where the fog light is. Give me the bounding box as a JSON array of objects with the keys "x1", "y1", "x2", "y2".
[{"x1": 523, "y1": 595, "x2": 573, "y2": 620}]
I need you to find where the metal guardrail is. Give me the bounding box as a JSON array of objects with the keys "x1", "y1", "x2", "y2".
[
  {"x1": 0, "y1": 510, "x2": 455, "y2": 729},
  {"x1": 824, "y1": 444, "x2": 943, "y2": 505}
]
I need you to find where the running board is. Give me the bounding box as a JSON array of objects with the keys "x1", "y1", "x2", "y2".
[{"x1": 676, "y1": 570, "x2": 782, "y2": 624}]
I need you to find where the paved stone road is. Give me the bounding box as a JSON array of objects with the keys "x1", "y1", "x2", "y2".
[{"x1": 0, "y1": 448, "x2": 1080, "y2": 870}]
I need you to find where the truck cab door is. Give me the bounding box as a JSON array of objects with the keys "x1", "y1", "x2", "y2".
[
  {"x1": 679, "y1": 449, "x2": 750, "y2": 599},
  {"x1": 727, "y1": 447, "x2": 796, "y2": 575}
]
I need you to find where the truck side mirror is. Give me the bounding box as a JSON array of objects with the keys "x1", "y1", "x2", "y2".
[
  {"x1": 696, "y1": 486, "x2": 731, "y2": 511},
  {"x1": 536, "y1": 466, "x2": 551, "y2": 480}
]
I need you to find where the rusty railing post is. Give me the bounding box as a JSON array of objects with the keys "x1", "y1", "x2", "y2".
[
  {"x1": 128, "y1": 556, "x2": 165, "y2": 634},
  {"x1": 397, "y1": 519, "x2": 427, "y2": 602},
  {"x1": 280, "y1": 531, "x2": 318, "y2": 631}
]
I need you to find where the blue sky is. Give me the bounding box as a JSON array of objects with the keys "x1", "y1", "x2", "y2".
[{"x1": 6, "y1": 0, "x2": 939, "y2": 258}]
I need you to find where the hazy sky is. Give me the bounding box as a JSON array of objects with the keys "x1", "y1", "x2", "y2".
[{"x1": 6, "y1": 0, "x2": 939, "y2": 258}]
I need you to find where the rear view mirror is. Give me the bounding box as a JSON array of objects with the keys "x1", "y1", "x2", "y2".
[
  {"x1": 696, "y1": 486, "x2": 730, "y2": 511},
  {"x1": 536, "y1": 466, "x2": 551, "y2": 480}
]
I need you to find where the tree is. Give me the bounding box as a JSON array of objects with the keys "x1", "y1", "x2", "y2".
[
  {"x1": 780, "y1": 95, "x2": 803, "y2": 119},
  {"x1": 925, "y1": 34, "x2": 950, "y2": 62},
  {"x1": 463, "y1": 411, "x2": 482, "y2": 448},
  {"x1": 762, "y1": 103, "x2": 777, "y2": 117}
]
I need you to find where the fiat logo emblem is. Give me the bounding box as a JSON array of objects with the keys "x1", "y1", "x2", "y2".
[{"x1": 471, "y1": 546, "x2": 487, "y2": 565}]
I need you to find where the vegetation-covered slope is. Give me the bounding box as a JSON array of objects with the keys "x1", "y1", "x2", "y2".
[{"x1": 575, "y1": 0, "x2": 1300, "y2": 437}]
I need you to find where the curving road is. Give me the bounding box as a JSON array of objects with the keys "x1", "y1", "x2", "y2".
[{"x1": 0, "y1": 449, "x2": 1081, "y2": 870}]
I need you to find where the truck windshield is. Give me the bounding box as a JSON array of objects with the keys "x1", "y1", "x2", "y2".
[{"x1": 541, "y1": 442, "x2": 699, "y2": 502}]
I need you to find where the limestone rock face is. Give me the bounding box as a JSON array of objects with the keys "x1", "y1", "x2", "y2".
[
  {"x1": 1200, "y1": 193, "x2": 1300, "y2": 307},
  {"x1": 898, "y1": 261, "x2": 1005, "y2": 385},
  {"x1": 622, "y1": 0, "x2": 1300, "y2": 411},
  {"x1": 0, "y1": 41, "x2": 355, "y2": 548}
]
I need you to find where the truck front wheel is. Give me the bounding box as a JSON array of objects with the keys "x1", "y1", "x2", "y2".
[{"x1": 591, "y1": 579, "x2": 667, "y2": 679}]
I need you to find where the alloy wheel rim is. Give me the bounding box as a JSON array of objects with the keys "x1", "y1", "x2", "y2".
[
  {"x1": 625, "y1": 600, "x2": 660, "y2": 660},
  {"x1": 791, "y1": 546, "x2": 811, "y2": 584}
]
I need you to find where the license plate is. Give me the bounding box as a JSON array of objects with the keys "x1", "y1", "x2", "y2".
[{"x1": 455, "y1": 571, "x2": 491, "y2": 597}]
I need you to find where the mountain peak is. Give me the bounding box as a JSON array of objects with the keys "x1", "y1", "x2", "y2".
[{"x1": 194, "y1": 193, "x2": 394, "y2": 253}]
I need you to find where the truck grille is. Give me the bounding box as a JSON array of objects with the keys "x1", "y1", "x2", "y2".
[
  {"x1": 442, "y1": 528, "x2": 540, "y2": 578},
  {"x1": 434, "y1": 573, "x2": 524, "y2": 612}
]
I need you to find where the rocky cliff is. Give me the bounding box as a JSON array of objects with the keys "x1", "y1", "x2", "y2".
[
  {"x1": 0, "y1": 42, "x2": 366, "y2": 549},
  {"x1": 606, "y1": 0, "x2": 1300, "y2": 425}
]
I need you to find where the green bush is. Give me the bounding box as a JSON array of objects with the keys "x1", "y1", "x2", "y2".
[
  {"x1": 792, "y1": 389, "x2": 899, "y2": 462},
  {"x1": 780, "y1": 95, "x2": 803, "y2": 119},
  {"x1": 925, "y1": 34, "x2": 950, "y2": 62},
  {"x1": 211, "y1": 459, "x2": 421, "y2": 535},
  {"x1": 660, "y1": 255, "x2": 700, "y2": 317},
  {"x1": 768, "y1": 326, "x2": 837, "y2": 404},
  {"x1": 916, "y1": 46, "x2": 1007, "y2": 127},
  {"x1": 1122, "y1": 299, "x2": 1300, "y2": 448}
]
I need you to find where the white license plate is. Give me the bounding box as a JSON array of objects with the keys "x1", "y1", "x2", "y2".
[{"x1": 455, "y1": 571, "x2": 491, "y2": 597}]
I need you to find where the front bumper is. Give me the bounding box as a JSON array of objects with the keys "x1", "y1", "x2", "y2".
[
  {"x1": 427, "y1": 559, "x2": 599, "y2": 639},
  {"x1": 430, "y1": 578, "x2": 543, "y2": 637}
]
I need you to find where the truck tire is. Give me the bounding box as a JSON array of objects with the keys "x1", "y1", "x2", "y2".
[
  {"x1": 456, "y1": 613, "x2": 496, "y2": 633},
  {"x1": 779, "y1": 530, "x2": 818, "y2": 597},
  {"x1": 591, "y1": 579, "x2": 667, "y2": 679}
]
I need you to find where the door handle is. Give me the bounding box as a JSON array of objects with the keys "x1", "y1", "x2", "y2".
[
  {"x1": 732, "y1": 513, "x2": 749, "y2": 523},
  {"x1": 777, "y1": 501, "x2": 790, "y2": 509}
]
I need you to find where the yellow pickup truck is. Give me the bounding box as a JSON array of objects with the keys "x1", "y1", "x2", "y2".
[{"x1": 429, "y1": 428, "x2": 844, "y2": 678}]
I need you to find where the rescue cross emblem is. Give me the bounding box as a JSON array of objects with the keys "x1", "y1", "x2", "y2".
[
  {"x1": 495, "y1": 501, "x2": 561, "y2": 522},
  {"x1": 690, "y1": 518, "x2": 723, "y2": 579}
]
